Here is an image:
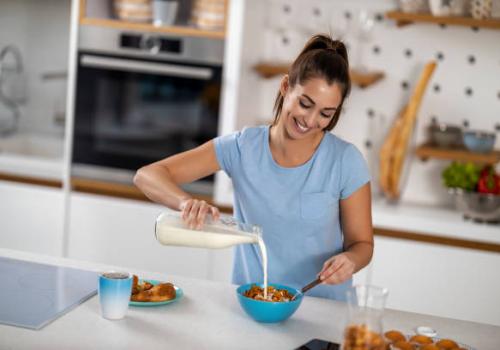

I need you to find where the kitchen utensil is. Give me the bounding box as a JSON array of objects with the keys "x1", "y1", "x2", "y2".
[
  {"x1": 428, "y1": 122, "x2": 463, "y2": 148},
  {"x1": 152, "y1": 0, "x2": 178, "y2": 26},
  {"x1": 291, "y1": 277, "x2": 322, "y2": 301},
  {"x1": 342, "y1": 285, "x2": 389, "y2": 350},
  {"x1": 236, "y1": 283, "x2": 303, "y2": 323},
  {"x1": 463, "y1": 130, "x2": 496, "y2": 153},
  {"x1": 379, "y1": 61, "x2": 437, "y2": 200},
  {"x1": 398, "y1": 0, "x2": 430, "y2": 13},
  {"x1": 155, "y1": 210, "x2": 262, "y2": 249},
  {"x1": 430, "y1": 0, "x2": 470, "y2": 16},
  {"x1": 451, "y1": 188, "x2": 500, "y2": 223}
]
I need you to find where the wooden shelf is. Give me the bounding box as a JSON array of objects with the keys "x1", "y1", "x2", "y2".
[
  {"x1": 253, "y1": 63, "x2": 385, "y2": 88},
  {"x1": 79, "y1": 18, "x2": 225, "y2": 40},
  {"x1": 416, "y1": 144, "x2": 500, "y2": 164},
  {"x1": 386, "y1": 10, "x2": 500, "y2": 29}
]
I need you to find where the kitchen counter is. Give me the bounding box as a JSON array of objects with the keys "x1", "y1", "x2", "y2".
[
  {"x1": 372, "y1": 197, "x2": 500, "y2": 245},
  {"x1": 1, "y1": 248, "x2": 499, "y2": 350},
  {"x1": 0, "y1": 132, "x2": 64, "y2": 181}
]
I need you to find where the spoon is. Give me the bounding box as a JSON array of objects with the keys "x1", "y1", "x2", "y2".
[{"x1": 291, "y1": 277, "x2": 322, "y2": 301}]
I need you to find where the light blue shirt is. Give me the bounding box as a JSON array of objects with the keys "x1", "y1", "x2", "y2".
[{"x1": 214, "y1": 125, "x2": 370, "y2": 301}]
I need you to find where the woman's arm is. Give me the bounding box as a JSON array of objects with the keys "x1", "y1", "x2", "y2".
[
  {"x1": 319, "y1": 183, "x2": 374, "y2": 284},
  {"x1": 134, "y1": 140, "x2": 221, "y2": 228}
]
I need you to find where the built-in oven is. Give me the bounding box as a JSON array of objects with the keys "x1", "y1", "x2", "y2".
[{"x1": 73, "y1": 26, "x2": 224, "y2": 195}]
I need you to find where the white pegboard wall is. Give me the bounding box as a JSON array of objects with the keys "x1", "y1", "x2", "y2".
[{"x1": 242, "y1": 0, "x2": 500, "y2": 206}]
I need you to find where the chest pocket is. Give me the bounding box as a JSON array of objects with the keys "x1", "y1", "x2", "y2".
[{"x1": 300, "y1": 192, "x2": 337, "y2": 220}]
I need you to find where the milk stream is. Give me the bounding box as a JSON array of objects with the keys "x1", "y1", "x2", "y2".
[{"x1": 257, "y1": 235, "x2": 268, "y2": 299}]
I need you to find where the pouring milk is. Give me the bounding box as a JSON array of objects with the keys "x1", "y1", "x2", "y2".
[{"x1": 155, "y1": 211, "x2": 269, "y2": 298}]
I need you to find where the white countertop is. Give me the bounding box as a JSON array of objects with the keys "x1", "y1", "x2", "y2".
[
  {"x1": 372, "y1": 197, "x2": 500, "y2": 244},
  {"x1": 0, "y1": 248, "x2": 499, "y2": 350}
]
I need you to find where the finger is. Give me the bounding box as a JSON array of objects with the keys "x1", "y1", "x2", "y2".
[
  {"x1": 181, "y1": 200, "x2": 193, "y2": 221},
  {"x1": 210, "y1": 206, "x2": 220, "y2": 221},
  {"x1": 320, "y1": 259, "x2": 343, "y2": 281},
  {"x1": 197, "y1": 201, "x2": 209, "y2": 229},
  {"x1": 324, "y1": 268, "x2": 349, "y2": 285},
  {"x1": 188, "y1": 201, "x2": 202, "y2": 229}
]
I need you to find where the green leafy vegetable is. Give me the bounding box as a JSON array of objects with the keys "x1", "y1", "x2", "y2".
[{"x1": 441, "y1": 162, "x2": 481, "y2": 191}]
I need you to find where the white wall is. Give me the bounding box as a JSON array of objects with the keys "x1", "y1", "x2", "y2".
[{"x1": 0, "y1": 0, "x2": 71, "y2": 137}]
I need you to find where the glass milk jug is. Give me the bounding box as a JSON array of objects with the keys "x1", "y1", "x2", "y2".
[
  {"x1": 342, "y1": 285, "x2": 389, "y2": 350},
  {"x1": 155, "y1": 210, "x2": 262, "y2": 249}
]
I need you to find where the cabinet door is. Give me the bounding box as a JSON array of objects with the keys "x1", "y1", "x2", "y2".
[
  {"x1": 0, "y1": 181, "x2": 64, "y2": 256},
  {"x1": 67, "y1": 192, "x2": 212, "y2": 280},
  {"x1": 369, "y1": 236, "x2": 500, "y2": 326}
]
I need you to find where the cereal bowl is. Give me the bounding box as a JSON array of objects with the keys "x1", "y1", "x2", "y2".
[{"x1": 236, "y1": 283, "x2": 303, "y2": 323}]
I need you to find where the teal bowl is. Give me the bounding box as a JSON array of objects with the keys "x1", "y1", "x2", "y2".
[{"x1": 236, "y1": 283, "x2": 303, "y2": 323}]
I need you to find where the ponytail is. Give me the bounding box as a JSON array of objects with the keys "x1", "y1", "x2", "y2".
[{"x1": 272, "y1": 34, "x2": 351, "y2": 131}]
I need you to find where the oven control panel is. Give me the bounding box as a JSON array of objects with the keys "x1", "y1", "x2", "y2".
[{"x1": 120, "y1": 34, "x2": 182, "y2": 55}]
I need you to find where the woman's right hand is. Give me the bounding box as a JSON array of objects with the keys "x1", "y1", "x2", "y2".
[{"x1": 179, "y1": 198, "x2": 220, "y2": 229}]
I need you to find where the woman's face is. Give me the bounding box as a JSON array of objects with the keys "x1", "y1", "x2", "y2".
[{"x1": 279, "y1": 77, "x2": 342, "y2": 141}]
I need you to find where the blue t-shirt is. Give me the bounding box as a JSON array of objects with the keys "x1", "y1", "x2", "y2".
[{"x1": 213, "y1": 125, "x2": 370, "y2": 301}]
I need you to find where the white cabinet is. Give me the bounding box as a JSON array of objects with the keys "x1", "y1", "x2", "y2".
[
  {"x1": 67, "y1": 192, "x2": 218, "y2": 280},
  {"x1": 0, "y1": 180, "x2": 64, "y2": 256},
  {"x1": 363, "y1": 236, "x2": 500, "y2": 326}
]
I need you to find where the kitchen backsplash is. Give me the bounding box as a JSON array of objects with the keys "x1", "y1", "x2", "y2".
[
  {"x1": 0, "y1": 0, "x2": 71, "y2": 137},
  {"x1": 241, "y1": 0, "x2": 500, "y2": 206}
]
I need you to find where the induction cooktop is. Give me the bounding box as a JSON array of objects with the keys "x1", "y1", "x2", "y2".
[{"x1": 0, "y1": 256, "x2": 98, "y2": 330}]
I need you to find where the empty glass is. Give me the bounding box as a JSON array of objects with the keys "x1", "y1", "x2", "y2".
[{"x1": 342, "y1": 285, "x2": 389, "y2": 350}]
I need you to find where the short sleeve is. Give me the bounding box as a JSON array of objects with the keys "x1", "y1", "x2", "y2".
[
  {"x1": 213, "y1": 131, "x2": 241, "y2": 178},
  {"x1": 339, "y1": 144, "x2": 371, "y2": 199}
]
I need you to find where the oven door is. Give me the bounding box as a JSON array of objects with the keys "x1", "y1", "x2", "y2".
[{"x1": 73, "y1": 52, "x2": 221, "y2": 192}]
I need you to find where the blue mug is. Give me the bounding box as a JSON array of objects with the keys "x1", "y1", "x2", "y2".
[{"x1": 98, "y1": 272, "x2": 133, "y2": 320}]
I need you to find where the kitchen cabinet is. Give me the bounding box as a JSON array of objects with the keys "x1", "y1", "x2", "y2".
[
  {"x1": 367, "y1": 235, "x2": 500, "y2": 326},
  {"x1": 67, "y1": 192, "x2": 221, "y2": 281},
  {"x1": 0, "y1": 180, "x2": 64, "y2": 256}
]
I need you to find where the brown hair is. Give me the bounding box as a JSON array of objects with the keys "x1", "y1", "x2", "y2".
[{"x1": 272, "y1": 34, "x2": 351, "y2": 131}]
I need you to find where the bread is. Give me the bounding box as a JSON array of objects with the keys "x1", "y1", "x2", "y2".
[
  {"x1": 409, "y1": 334, "x2": 434, "y2": 345},
  {"x1": 131, "y1": 282, "x2": 176, "y2": 302},
  {"x1": 132, "y1": 275, "x2": 154, "y2": 295}
]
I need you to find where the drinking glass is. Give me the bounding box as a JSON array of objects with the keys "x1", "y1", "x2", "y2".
[{"x1": 342, "y1": 285, "x2": 389, "y2": 350}]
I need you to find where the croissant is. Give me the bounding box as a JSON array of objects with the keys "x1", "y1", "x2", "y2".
[
  {"x1": 131, "y1": 283, "x2": 176, "y2": 302},
  {"x1": 131, "y1": 275, "x2": 153, "y2": 295}
]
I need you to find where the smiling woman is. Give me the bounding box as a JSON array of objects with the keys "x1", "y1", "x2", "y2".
[{"x1": 134, "y1": 34, "x2": 373, "y2": 302}]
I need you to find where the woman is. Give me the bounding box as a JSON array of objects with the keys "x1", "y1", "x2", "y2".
[{"x1": 134, "y1": 34, "x2": 373, "y2": 300}]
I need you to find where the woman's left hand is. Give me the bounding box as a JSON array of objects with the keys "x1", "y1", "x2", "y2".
[{"x1": 318, "y1": 253, "x2": 356, "y2": 285}]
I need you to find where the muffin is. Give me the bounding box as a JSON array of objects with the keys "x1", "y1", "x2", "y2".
[
  {"x1": 435, "y1": 338, "x2": 459, "y2": 349},
  {"x1": 385, "y1": 330, "x2": 406, "y2": 343}
]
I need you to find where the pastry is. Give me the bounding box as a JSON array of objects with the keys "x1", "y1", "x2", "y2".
[
  {"x1": 435, "y1": 338, "x2": 459, "y2": 349},
  {"x1": 131, "y1": 275, "x2": 153, "y2": 295},
  {"x1": 392, "y1": 340, "x2": 415, "y2": 350},
  {"x1": 384, "y1": 329, "x2": 406, "y2": 343},
  {"x1": 409, "y1": 334, "x2": 433, "y2": 345},
  {"x1": 131, "y1": 282, "x2": 176, "y2": 302}
]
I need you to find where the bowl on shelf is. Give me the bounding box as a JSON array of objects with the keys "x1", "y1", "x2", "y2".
[
  {"x1": 428, "y1": 123, "x2": 463, "y2": 148},
  {"x1": 451, "y1": 188, "x2": 500, "y2": 223},
  {"x1": 236, "y1": 283, "x2": 303, "y2": 323},
  {"x1": 463, "y1": 131, "x2": 496, "y2": 153}
]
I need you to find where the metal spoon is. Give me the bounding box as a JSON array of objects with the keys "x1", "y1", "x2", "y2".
[{"x1": 291, "y1": 277, "x2": 322, "y2": 301}]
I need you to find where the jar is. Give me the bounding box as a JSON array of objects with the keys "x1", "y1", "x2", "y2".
[
  {"x1": 398, "y1": 0, "x2": 430, "y2": 13},
  {"x1": 470, "y1": 0, "x2": 492, "y2": 18},
  {"x1": 429, "y1": 0, "x2": 470, "y2": 16},
  {"x1": 342, "y1": 285, "x2": 389, "y2": 350}
]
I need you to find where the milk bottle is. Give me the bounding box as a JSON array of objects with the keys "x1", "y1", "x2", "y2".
[{"x1": 155, "y1": 210, "x2": 269, "y2": 297}]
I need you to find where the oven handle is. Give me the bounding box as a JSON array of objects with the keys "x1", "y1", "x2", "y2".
[{"x1": 80, "y1": 55, "x2": 214, "y2": 80}]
